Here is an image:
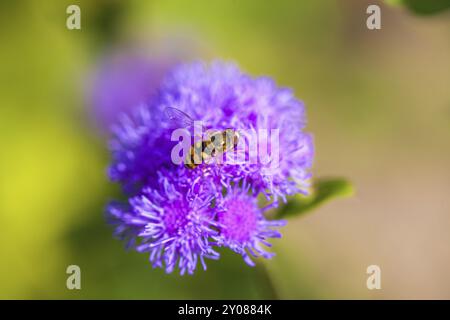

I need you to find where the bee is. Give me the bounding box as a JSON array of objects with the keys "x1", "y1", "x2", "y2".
[{"x1": 164, "y1": 107, "x2": 240, "y2": 169}]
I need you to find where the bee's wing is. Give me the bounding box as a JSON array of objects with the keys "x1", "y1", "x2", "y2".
[{"x1": 164, "y1": 107, "x2": 195, "y2": 128}]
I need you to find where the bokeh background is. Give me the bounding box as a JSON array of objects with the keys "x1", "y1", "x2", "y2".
[{"x1": 1, "y1": 0, "x2": 449, "y2": 299}]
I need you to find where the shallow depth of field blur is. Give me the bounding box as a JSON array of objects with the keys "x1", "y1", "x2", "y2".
[{"x1": 1, "y1": 0, "x2": 449, "y2": 299}]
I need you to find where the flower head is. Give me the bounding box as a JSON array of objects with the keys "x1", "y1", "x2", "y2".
[
  {"x1": 215, "y1": 184, "x2": 286, "y2": 266},
  {"x1": 107, "y1": 176, "x2": 220, "y2": 275},
  {"x1": 108, "y1": 105, "x2": 174, "y2": 193},
  {"x1": 159, "y1": 61, "x2": 314, "y2": 201}
]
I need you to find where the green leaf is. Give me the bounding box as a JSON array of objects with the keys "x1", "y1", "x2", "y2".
[
  {"x1": 386, "y1": 0, "x2": 450, "y2": 15},
  {"x1": 276, "y1": 178, "x2": 354, "y2": 219}
]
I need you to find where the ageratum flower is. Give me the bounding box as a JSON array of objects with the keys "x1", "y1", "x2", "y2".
[
  {"x1": 159, "y1": 61, "x2": 314, "y2": 202},
  {"x1": 107, "y1": 175, "x2": 220, "y2": 275},
  {"x1": 106, "y1": 60, "x2": 314, "y2": 274},
  {"x1": 108, "y1": 106, "x2": 174, "y2": 193},
  {"x1": 215, "y1": 184, "x2": 286, "y2": 266}
]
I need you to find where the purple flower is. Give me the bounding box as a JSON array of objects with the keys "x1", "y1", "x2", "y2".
[
  {"x1": 215, "y1": 184, "x2": 286, "y2": 266},
  {"x1": 107, "y1": 175, "x2": 220, "y2": 275},
  {"x1": 108, "y1": 106, "x2": 174, "y2": 193},
  {"x1": 159, "y1": 61, "x2": 314, "y2": 202},
  {"x1": 105, "y1": 60, "x2": 314, "y2": 274}
]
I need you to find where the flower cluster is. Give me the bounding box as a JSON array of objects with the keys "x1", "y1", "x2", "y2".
[{"x1": 105, "y1": 61, "x2": 314, "y2": 274}]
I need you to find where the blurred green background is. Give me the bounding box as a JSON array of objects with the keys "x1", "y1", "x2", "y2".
[{"x1": 1, "y1": 0, "x2": 449, "y2": 299}]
